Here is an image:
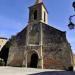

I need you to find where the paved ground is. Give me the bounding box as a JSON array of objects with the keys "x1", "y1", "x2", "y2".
[{"x1": 0, "y1": 66, "x2": 75, "y2": 75}]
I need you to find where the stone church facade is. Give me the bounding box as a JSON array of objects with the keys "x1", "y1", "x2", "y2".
[{"x1": 7, "y1": 0, "x2": 73, "y2": 70}]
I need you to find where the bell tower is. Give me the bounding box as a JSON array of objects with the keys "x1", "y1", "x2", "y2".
[{"x1": 28, "y1": 0, "x2": 48, "y2": 24}]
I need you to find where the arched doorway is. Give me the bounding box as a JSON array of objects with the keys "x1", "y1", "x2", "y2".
[{"x1": 30, "y1": 53, "x2": 38, "y2": 68}]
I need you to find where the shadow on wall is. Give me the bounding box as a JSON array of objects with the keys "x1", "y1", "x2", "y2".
[
  {"x1": 0, "y1": 41, "x2": 11, "y2": 66},
  {"x1": 67, "y1": 66, "x2": 73, "y2": 71}
]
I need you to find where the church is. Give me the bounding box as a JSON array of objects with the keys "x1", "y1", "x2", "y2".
[{"x1": 7, "y1": 0, "x2": 73, "y2": 70}]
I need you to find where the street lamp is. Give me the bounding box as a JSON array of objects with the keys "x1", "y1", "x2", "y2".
[
  {"x1": 68, "y1": 15, "x2": 75, "y2": 29},
  {"x1": 72, "y1": 1, "x2": 75, "y2": 10},
  {"x1": 68, "y1": 1, "x2": 75, "y2": 29}
]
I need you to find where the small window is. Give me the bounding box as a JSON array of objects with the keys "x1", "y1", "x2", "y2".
[
  {"x1": 44, "y1": 12, "x2": 46, "y2": 22},
  {"x1": 34, "y1": 10, "x2": 37, "y2": 20}
]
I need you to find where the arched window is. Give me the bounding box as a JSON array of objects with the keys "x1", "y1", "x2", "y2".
[
  {"x1": 34, "y1": 10, "x2": 37, "y2": 20},
  {"x1": 44, "y1": 12, "x2": 46, "y2": 22}
]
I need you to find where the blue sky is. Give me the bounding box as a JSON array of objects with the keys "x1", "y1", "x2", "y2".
[{"x1": 0, "y1": 0, "x2": 75, "y2": 53}]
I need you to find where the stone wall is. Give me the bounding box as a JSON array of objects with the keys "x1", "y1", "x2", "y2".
[
  {"x1": 7, "y1": 27, "x2": 27, "y2": 66},
  {"x1": 42, "y1": 23, "x2": 73, "y2": 69},
  {"x1": 28, "y1": 24, "x2": 41, "y2": 45},
  {"x1": 7, "y1": 22, "x2": 73, "y2": 70}
]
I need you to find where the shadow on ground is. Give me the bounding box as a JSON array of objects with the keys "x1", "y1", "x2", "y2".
[{"x1": 30, "y1": 71, "x2": 75, "y2": 75}]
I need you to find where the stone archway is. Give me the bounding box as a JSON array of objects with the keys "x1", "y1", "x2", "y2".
[{"x1": 29, "y1": 53, "x2": 38, "y2": 68}]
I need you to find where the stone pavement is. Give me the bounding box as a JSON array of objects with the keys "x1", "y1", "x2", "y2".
[{"x1": 0, "y1": 66, "x2": 74, "y2": 75}]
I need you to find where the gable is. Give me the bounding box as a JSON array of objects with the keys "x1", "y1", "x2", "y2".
[{"x1": 42, "y1": 23, "x2": 67, "y2": 45}]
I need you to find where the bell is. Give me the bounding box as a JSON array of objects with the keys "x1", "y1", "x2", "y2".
[{"x1": 68, "y1": 22, "x2": 75, "y2": 29}]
